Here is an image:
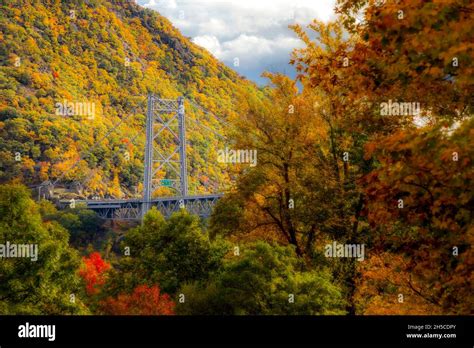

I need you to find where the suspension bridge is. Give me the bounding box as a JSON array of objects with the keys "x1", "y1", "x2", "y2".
[{"x1": 35, "y1": 95, "x2": 229, "y2": 220}]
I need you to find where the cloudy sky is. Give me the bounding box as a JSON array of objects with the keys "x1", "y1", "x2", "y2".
[{"x1": 137, "y1": 0, "x2": 336, "y2": 85}]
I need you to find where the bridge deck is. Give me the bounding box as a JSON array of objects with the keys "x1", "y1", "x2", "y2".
[{"x1": 59, "y1": 194, "x2": 223, "y2": 220}]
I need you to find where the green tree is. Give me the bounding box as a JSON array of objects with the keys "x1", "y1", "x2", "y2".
[
  {"x1": 178, "y1": 241, "x2": 346, "y2": 315},
  {"x1": 46, "y1": 207, "x2": 108, "y2": 250},
  {"x1": 0, "y1": 184, "x2": 88, "y2": 314},
  {"x1": 106, "y1": 208, "x2": 227, "y2": 295}
]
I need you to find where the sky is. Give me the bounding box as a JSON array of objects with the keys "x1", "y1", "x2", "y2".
[{"x1": 137, "y1": 0, "x2": 336, "y2": 85}]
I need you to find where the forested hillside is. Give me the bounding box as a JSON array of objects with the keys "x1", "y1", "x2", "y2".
[{"x1": 0, "y1": 0, "x2": 259, "y2": 197}]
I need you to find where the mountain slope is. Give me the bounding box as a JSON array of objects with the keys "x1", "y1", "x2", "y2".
[{"x1": 0, "y1": 0, "x2": 259, "y2": 197}]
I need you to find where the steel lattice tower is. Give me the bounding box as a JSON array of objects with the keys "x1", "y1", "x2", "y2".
[{"x1": 142, "y1": 95, "x2": 188, "y2": 216}]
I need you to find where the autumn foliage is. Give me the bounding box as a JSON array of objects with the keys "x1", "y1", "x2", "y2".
[
  {"x1": 78, "y1": 252, "x2": 111, "y2": 296},
  {"x1": 100, "y1": 285, "x2": 175, "y2": 315},
  {"x1": 213, "y1": 0, "x2": 473, "y2": 315},
  {"x1": 0, "y1": 0, "x2": 254, "y2": 197},
  {"x1": 0, "y1": 0, "x2": 472, "y2": 316}
]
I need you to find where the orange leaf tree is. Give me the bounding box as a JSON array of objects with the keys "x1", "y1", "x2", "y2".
[{"x1": 100, "y1": 285, "x2": 175, "y2": 315}]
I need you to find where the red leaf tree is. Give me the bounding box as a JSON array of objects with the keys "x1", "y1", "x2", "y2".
[{"x1": 78, "y1": 252, "x2": 111, "y2": 296}]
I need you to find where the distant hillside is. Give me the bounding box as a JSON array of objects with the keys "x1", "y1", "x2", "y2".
[{"x1": 0, "y1": 0, "x2": 260, "y2": 198}]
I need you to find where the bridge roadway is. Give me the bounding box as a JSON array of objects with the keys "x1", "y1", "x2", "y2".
[{"x1": 59, "y1": 194, "x2": 223, "y2": 220}]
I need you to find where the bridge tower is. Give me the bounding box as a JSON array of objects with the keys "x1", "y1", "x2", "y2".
[{"x1": 142, "y1": 95, "x2": 188, "y2": 217}]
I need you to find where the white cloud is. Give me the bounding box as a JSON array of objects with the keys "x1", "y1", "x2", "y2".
[
  {"x1": 143, "y1": 0, "x2": 177, "y2": 9},
  {"x1": 139, "y1": 0, "x2": 336, "y2": 84},
  {"x1": 192, "y1": 35, "x2": 223, "y2": 57}
]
